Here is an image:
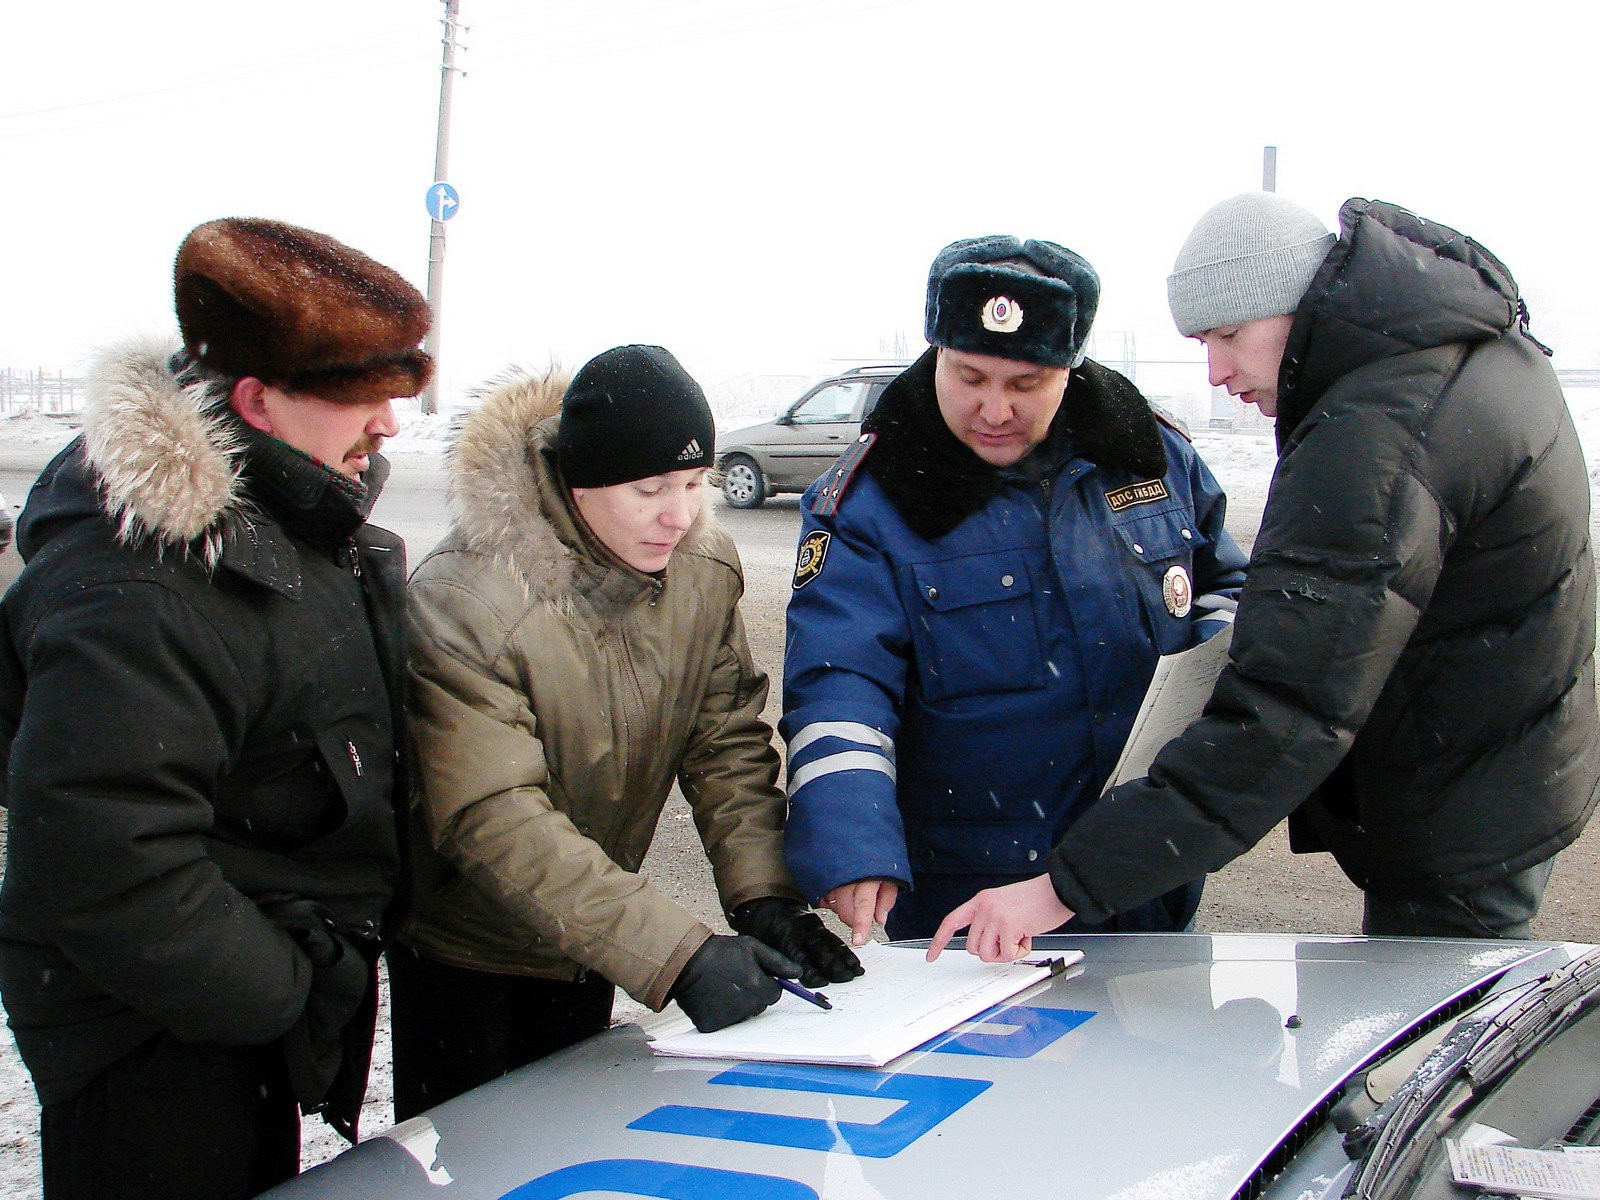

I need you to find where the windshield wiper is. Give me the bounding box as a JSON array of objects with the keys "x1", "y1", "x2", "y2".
[{"x1": 1344, "y1": 946, "x2": 1600, "y2": 1200}]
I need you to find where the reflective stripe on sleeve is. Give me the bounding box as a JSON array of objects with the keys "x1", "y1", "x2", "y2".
[
  {"x1": 788, "y1": 750, "x2": 897, "y2": 796},
  {"x1": 1193, "y1": 593, "x2": 1237, "y2": 622},
  {"x1": 787, "y1": 720, "x2": 895, "y2": 759}
]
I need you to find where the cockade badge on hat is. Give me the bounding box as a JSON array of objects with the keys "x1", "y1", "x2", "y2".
[{"x1": 981, "y1": 295, "x2": 1024, "y2": 334}]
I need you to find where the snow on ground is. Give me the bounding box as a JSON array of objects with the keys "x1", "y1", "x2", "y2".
[{"x1": 1187, "y1": 429, "x2": 1277, "y2": 500}]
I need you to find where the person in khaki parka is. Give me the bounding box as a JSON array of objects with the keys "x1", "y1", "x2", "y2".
[{"x1": 388, "y1": 344, "x2": 859, "y2": 1119}]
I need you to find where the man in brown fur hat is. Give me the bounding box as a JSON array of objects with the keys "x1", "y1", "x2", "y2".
[{"x1": 0, "y1": 217, "x2": 431, "y2": 1199}]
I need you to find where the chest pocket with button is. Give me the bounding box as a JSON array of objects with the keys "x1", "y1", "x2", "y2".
[
  {"x1": 1111, "y1": 505, "x2": 1206, "y2": 564},
  {"x1": 904, "y1": 551, "x2": 1044, "y2": 703},
  {"x1": 1111, "y1": 506, "x2": 1209, "y2": 651}
]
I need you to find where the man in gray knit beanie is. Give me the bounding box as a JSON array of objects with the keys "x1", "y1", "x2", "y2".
[
  {"x1": 1165, "y1": 192, "x2": 1335, "y2": 418},
  {"x1": 927, "y1": 194, "x2": 1595, "y2": 956},
  {"x1": 1169, "y1": 194, "x2": 1334, "y2": 335}
]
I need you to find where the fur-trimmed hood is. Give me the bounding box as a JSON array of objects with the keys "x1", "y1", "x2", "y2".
[
  {"x1": 22, "y1": 336, "x2": 247, "y2": 564},
  {"x1": 17, "y1": 336, "x2": 387, "y2": 578},
  {"x1": 861, "y1": 349, "x2": 1170, "y2": 540},
  {"x1": 443, "y1": 366, "x2": 716, "y2": 605}
]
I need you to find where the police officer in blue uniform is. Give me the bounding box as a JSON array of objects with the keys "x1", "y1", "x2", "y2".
[{"x1": 782, "y1": 235, "x2": 1249, "y2": 943}]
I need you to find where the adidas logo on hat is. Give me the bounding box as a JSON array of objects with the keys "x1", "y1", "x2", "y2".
[{"x1": 678, "y1": 438, "x2": 703, "y2": 462}]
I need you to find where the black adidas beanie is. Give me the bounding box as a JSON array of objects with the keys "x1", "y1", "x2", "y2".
[{"x1": 555, "y1": 344, "x2": 716, "y2": 488}]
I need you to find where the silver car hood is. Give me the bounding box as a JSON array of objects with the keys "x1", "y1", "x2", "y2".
[{"x1": 265, "y1": 933, "x2": 1588, "y2": 1200}]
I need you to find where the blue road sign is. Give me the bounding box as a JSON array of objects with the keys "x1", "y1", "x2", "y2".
[{"x1": 426, "y1": 181, "x2": 460, "y2": 222}]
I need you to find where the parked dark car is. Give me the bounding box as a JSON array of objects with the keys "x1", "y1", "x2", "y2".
[{"x1": 715, "y1": 364, "x2": 905, "y2": 508}]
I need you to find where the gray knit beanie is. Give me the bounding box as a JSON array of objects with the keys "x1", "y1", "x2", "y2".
[{"x1": 1167, "y1": 193, "x2": 1336, "y2": 336}]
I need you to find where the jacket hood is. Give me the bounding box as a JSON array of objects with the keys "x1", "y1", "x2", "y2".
[
  {"x1": 444, "y1": 366, "x2": 715, "y2": 604},
  {"x1": 18, "y1": 336, "x2": 387, "y2": 572},
  {"x1": 66, "y1": 335, "x2": 245, "y2": 562},
  {"x1": 862, "y1": 348, "x2": 1169, "y2": 540},
  {"x1": 1278, "y1": 198, "x2": 1528, "y2": 443}
]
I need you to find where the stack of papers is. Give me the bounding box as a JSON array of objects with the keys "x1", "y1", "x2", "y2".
[
  {"x1": 1105, "y1": 625, "x2": 1233, "y2": 791},
  {"x1": 645, "y1": 942, "x2": 1081, "y2": 1068},
  {"x1": 1446, "y1": 1142, "x2": 1600, "y2": 1199}
]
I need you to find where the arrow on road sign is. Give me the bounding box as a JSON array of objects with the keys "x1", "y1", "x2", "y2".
[{"x1": 426, "y1": 182, "x2": 460, "y2": 222}]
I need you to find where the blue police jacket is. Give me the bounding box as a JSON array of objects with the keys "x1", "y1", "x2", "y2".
[{"x1": 781, "y1": 352, "x2": 1248, "y2": 936}]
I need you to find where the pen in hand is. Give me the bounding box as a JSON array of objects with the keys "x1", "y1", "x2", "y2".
[{"x1": 777, "y1": 977, "x2": 833, "y2": 1010}]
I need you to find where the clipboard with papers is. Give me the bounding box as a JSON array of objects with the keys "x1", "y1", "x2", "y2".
[
  {"x1": 1104, "y1": 625, "x2": 1234, "y2": 791},
  {"x1": 643, "y1": 941, "x2": 1081, "y2": 1068}
]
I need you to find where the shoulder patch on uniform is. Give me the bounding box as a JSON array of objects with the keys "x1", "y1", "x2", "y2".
[
  {"x1": 792, "y1": 530, "x2": 831, "y2": 589},
  {"x1": 809, "y1": 431, "x2": 877, "y2": 517},
  {"x1": 1104, "y1": 478, "x2": 1170, "y2": 511},
  {"x1": 1150, "y1": 403, "x2": 1191, "y2": 441}
]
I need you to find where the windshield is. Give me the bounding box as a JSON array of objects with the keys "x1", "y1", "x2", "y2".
[{"x1": 1347, "y1": 946, "x2": 1600, "y2": 1200}]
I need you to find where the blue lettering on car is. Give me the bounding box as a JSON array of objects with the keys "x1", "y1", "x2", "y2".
[
  {"x1": 498, "y1": 1158, "x2": 818, "y2": 1199},
  {"x1": 926, "y1": 1003, "x2": 1094, "y2": 1057},
  {"x1": 496, "y1": 1003, "x2": 1096, "y2": 1198},
  {"x1": 628, "y1": 1063, "x2": 989, "y2": 1156}
]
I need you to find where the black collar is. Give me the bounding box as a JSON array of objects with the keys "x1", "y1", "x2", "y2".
[
  {"x1": 861, "y1": 349, "x2": 1168, "y2": 539},
  {"x1": 216, "y1": 415, "x2": 383, "y2": 594}
]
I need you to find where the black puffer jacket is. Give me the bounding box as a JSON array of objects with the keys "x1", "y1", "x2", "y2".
[
  {"x1": 1050, "y1": 198, "x2": 1599, "y2": 919},
  {"x1": 0, "y1": 339, "x2": 407, "y2": 1134}
]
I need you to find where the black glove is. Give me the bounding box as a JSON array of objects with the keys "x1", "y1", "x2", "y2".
[
  {"x1": 276, "y1": 911, "x2": 372, "y2": 1112},
  {"x1": 670, "y1": 935, "x2": 803, "y2": 1033},
  {"x1": 730, "y1": 896, "x2": 864, "y2": 988}
]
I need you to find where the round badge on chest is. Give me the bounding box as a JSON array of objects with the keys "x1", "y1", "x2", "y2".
[{"x1": 1163, "y1": 564, "x2": 1193, "y2": 618}]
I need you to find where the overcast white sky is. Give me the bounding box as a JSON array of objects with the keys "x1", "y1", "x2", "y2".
[{"x1": 4, "y1": 0, "x2": 1597, "y2": 405}]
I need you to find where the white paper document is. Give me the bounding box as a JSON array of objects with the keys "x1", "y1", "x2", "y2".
[
  {"x1": 1446, "y1": 1141, "x2": 1600, "y2": 1199},
  {"x1": 644, "y1": 942, "x2": 1080, "y2": 1068},
  {"x1": 1104, "y1": 625, "x2": 1233, "y2": 791}
]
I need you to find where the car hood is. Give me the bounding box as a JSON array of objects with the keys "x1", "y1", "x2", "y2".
[
  {"x1": 264, "y1": 933, "x2": 1587, "y2": 1200},
  {"x1": 715, "y1": 417, "x2": 778, "y2": 448}
]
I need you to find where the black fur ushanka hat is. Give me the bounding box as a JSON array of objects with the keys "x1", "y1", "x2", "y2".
[{"x1": 924, "y1": 235, "x2": 1099, "y2": 368}]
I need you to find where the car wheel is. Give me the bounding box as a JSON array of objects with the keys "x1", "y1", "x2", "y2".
[{"x1": 720, "y1": 455, "x2": 766, "y2": 509}]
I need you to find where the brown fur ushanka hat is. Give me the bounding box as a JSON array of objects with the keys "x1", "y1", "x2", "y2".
[{"x1": 174, "y1": 217, "x2": 434, "y2": 404}]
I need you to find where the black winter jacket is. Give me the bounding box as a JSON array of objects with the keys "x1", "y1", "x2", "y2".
[
  {"x1": 1050, "y1": 198, "x2": 1599, "y2": 919},
  {"x1": 0, "y1": 340, "x2": 408, "y2": 1134}
]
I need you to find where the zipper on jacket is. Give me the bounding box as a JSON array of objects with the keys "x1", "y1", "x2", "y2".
[
  {"x1": 615, "y1": 630, "x2": 653, "y2": 772},
  {"x1": 607, "y1": 609, "x2": 658, "y2": 855},
  {"x1": 343, "y1": 540, "x2": 362, "y2": 577}
]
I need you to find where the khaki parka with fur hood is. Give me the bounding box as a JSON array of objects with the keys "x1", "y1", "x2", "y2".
[{"x1": 401, "y1": 369, "x2": 800, "y2": 1009}]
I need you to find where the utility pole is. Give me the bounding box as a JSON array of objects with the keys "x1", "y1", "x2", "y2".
[
  {"x1": 1262, "y1": 145, "x2": 1277, "y2": 193},
  {"x1": 421, "y1": 0, "x2": 462, "y2": 414}
]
